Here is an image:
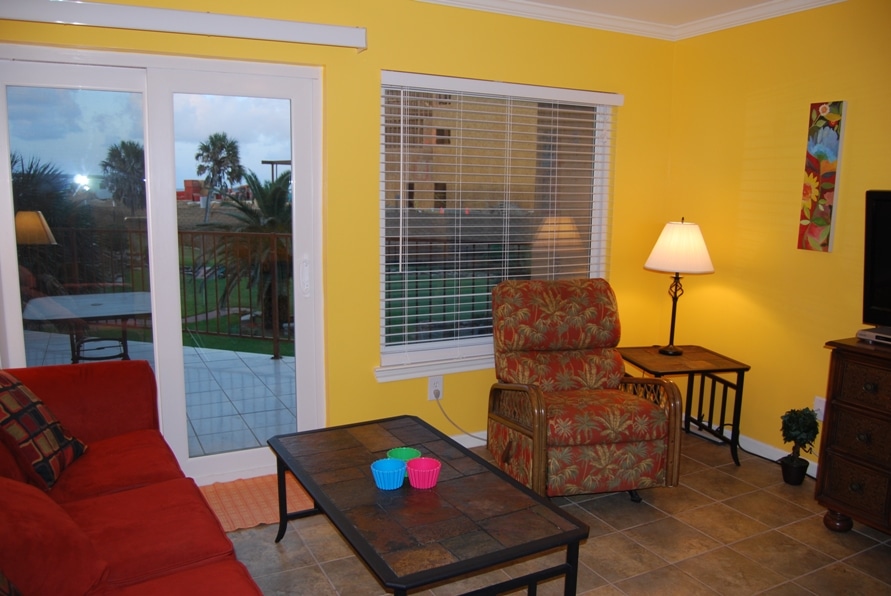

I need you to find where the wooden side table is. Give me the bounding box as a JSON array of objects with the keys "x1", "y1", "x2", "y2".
[{"x1": 618, "y1": 345, "x2": 750, "y2": 465}]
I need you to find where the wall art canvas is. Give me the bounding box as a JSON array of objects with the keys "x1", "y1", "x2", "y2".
[{"x1": 798, "y1": 100, "x2": 844, "y2": 252}]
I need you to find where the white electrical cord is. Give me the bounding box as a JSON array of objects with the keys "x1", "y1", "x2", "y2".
[{"x1": 433, "y1": 394, "x2": 486, "y2": 442}]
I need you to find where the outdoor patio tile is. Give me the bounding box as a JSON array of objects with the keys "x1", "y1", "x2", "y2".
[
  {"x1": 190, "y1": 413, "x2": 250, "y2": 434},
  {"x1": 187, "y1": 400, "x2": 240, "y2": 419},
  {"x1": 241, "y1": 410, "x2": 296, "y2": 428},
  {"x1": 231, "y1": 394, "x2": 287, "y2": 414},
  {"x1": 197, "y1": 428, "x2": 261, "y2": 452}
]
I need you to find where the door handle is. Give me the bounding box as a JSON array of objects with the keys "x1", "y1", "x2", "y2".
[{"x1": 300, "y1": 256, "x2": 310, "y2": 297}]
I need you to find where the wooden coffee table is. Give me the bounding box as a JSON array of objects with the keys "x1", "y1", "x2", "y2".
[{"x1": 268, "y1": 416, "x2": 588, "y2": 595}]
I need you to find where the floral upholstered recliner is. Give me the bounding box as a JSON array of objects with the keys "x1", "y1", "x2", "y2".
[{"x1": 487, "y1": 278, "x2": 682, "y2": 500}]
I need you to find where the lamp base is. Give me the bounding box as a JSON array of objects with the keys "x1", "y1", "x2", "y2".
[{"x1": 658, "y1": 345, "x2": 684, "y2": 356}]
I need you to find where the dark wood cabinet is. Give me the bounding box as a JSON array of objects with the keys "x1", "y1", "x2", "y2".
[{"x1": 816, "y1": 338, "x2": 891, "y2": 532}]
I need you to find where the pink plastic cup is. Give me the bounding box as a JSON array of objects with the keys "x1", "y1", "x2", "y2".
[{"x1": 407, "y1": 457, "x2": 441, "y2": 489}]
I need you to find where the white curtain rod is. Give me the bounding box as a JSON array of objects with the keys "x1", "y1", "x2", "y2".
[{"x1": 0, "y1": 0, "x2": 367, "y2": 50}]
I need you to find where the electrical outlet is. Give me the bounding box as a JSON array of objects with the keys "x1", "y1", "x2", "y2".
[
  {"x1": 814, "y1": 396, "x2": 826, "y2": 422},
  {"x1": 428, "y1": 376, "x2": 443, "y2": 401}
]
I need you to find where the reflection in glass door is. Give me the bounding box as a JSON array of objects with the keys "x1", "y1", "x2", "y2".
[
  {"x1": 5, "y1": 81, "x2": 153, "y2": 369},
  {"x1": 173, "y1": 94, "x2": 296, "y2": 457}
]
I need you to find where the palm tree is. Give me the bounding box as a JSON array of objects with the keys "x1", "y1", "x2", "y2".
[
  {"x1": 211, "y1": 169, "x2": 292, "y2": 331},
  {"x1": 100, "y1": 140, "x2": 146, "y2": 215},
  {"x1": 195, "y1": 132, "x2": 245, "y2": 223}
]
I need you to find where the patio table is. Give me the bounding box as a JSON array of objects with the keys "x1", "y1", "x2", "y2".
[{"x1": 22, "y1": 291, "x2": 152, "y2": 363}]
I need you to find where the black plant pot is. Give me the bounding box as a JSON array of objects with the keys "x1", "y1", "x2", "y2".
[{"x1": 779, "y1": 455, "x2": 809, "y2": 485}]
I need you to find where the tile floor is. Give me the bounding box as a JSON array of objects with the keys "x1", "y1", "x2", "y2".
[
  {"x1": 228, "y1": 434, "x2": 891, "y2": 595},
  {"x1": 24, "y1": 330, "x2": 296, "y2": 457}
]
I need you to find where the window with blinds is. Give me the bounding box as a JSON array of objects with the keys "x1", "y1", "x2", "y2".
[{"x1": 379, "y1": 72, "x2": 623, "y2": 376}]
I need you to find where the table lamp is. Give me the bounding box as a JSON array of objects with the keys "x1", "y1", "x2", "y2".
[
  {"x1": 531, "y1": 215, "x2": 587, "y2": 279},
  {"x1": 644, "y1": 218, "x2": 713, "y2": 356},
  {"x1": 15, "y1": 210, "x2": 57, "y2": 245}
]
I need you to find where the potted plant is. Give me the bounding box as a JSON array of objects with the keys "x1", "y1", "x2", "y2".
[{"x1": 779, "y1": 407, "x2": 819, "y2": 485}]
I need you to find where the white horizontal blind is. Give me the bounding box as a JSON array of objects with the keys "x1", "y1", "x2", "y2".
[{"x1": 380, "y1": 72, "x2": 621, "y2": 369}]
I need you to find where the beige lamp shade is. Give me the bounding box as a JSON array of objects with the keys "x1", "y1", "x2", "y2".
[
  {"x1": 15, "y1": 211, "x2": 57, "y2": 245},
  {"x1": 644, "y1": 220, "x2": 713, "y2": 274},
  {"x1": 531, "y1": 216, "x2": 588, "y2": 279}
]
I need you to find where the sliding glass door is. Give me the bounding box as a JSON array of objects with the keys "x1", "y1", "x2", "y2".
[{"x1": 0, "y1": 47, "x2": 325, "y2": 482}]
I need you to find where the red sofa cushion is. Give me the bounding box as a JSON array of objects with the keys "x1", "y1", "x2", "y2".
[
  {"x1": 49, "y1": 429, "x2": 185, "y2": 504},
  {"x1": 6, "y1": 361, "x2": 159, "y2": 444},
  {"x1": 0, "y1": 440, "x2": 26, "y2": 483},
  {"x1": 0, "y1": 372, "x2": 87, "y2": 489},
  {"x1": 0, "y1": 477, "x2": 109, "y2": 595},
  {"x1": 64, "y1": 477, "x2": 234, "y2": 587}
]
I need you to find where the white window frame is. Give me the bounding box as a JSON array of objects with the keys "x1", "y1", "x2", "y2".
[{"x1": 376, "y1": 71, "x2": 623, "y2": 382}]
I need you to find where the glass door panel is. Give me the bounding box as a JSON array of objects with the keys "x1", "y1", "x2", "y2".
[
  {"x1": 173, "y1": 93, "x2": 295, "y2": 457},
  {"x1": 1, "y1": 63, "x2": 152, "y2": 369}
]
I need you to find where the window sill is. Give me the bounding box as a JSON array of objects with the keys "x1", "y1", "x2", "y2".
[{"x1": 374, "y1": 355, "x2": 494, "y2": 382}]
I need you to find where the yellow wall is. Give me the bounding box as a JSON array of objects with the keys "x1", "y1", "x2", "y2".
[
  {"x1": 665, "y1": 0, "x2": 891, "y2": 451},
  {"x1": 2, "y1": 0, "x2": 890, "y2": 455}
]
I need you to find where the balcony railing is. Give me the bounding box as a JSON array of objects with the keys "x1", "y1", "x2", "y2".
[
  {"x1": 19, "y1": 227, "x2": 535, "y2": 357},
  {"x1": 18, "y1": 226, "x2": 294, "y2": 358}
]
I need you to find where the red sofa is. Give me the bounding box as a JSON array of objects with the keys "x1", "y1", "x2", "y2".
[{"x1": 0, "y1": 360, "x2": 262, "y2": 595}]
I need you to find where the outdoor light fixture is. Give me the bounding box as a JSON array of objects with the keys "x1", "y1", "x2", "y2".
[
  {"x1": 15, "y1": 211, "x2": 57, "y2": 245},
  {"x1": 644, "y1": 218, "x2": 713, "y2": 356}
]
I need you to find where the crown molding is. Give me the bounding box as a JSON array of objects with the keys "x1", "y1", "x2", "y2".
[
  {"x1": 417, "y1": 0, "x2": 845, "y2": 41},
  {"x1": 0, "y1": 0, "x2": 367, "y2": 50}
]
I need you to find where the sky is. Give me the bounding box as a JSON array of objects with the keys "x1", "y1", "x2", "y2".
[{"x1": 7, "y1": 87, "x2": 291, "y2": 192}]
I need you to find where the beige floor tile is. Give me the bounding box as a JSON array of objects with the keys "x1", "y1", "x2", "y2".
[
  {"x1": 624, "y1": 517, "x2": 721, "y2": 563},
  {"x1": 675, "y1": 546, "x2": 787, "y2": 595},
  {"x1": 729, "y1": 529, "x2": 835, "y2": 578},
  {"x1": 765, "y1": 478, "x2": 825, "y2": 514},
  {"x1": 845, "y1": 543, "x2": 891, "y2": 584},
  {"x1": 576, "y1": 491, "x2": 667, "y2": 531},
  {"x1": 715, "y1": 455, "x2": 787, "y2": 488},
  {"x1": 778, "y1": 516, "x2": 881, "y2": 560},
  {"x1": 638, "y1": 483, "x2": 716, "y2": 515},
  {"x1": 794, "y1": 561, "x2": 891, "y2": 595},
  {"x1": 675, "y1": 502, "x2": 770, "y2": 544},
  {"x1": 578, "y1": 532, "x2": 668, "y2": 583},
  {"x1": 682, "y1": 467, "x2": 760, "y2": 501},
  {"x1": 723, "y1": 490, "x2": 814, "y2": 528},
  {"x1": 615, "y1": 564, "x2": 718, "y2": 595}
]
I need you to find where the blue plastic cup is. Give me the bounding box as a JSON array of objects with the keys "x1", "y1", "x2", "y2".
[{"x1": 371, "y1": 458, "x2": 406, "y2": 490}]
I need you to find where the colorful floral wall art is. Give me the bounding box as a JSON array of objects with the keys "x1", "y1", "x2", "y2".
[{"x1": 798, "y1": 101, "x2": 844, "y2": 252}]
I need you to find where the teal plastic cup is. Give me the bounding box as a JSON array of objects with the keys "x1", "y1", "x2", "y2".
[{"x1": 371, "y1": 458, "x2": 406, "y2": 490}]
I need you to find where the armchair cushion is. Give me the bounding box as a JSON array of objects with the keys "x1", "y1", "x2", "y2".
[
  {"x1": 545, "y1": 388, "x2": 668, "y2": 446},
  {"x1": 493, "y1": 279, "x2": 623, "y2": 390},
  {"x1": 0, "y1": 372, "x2": 87, "y2": 490}
]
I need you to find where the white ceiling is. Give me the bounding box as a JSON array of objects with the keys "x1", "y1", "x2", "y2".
[{"x1": 418, "y1": 0, "x2": 845, "y2": 40}]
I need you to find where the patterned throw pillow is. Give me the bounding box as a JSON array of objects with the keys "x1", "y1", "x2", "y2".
[{"x1": 0, "y1": 372, "x2": 87, "y2": 490}]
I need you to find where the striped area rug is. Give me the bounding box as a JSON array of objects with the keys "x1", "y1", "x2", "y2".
[{"x1": 200, "y1": 472, "x2": 314, "y2": 532}]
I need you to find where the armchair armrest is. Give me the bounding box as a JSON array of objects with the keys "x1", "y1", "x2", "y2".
[
  {"x1": 619, "y1": 376, "x2": 683, "y2": 486},
  {"x1": 488, "y1": 382, "x2": 549, "y2": 494}
]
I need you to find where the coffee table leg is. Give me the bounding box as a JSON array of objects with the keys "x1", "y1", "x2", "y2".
[
  {"x1": 274, "y1": 456, "x2": 289, "y2": 543},
  {"x1": 563, "y1": 541, "x2": 579, "y2": 596}
]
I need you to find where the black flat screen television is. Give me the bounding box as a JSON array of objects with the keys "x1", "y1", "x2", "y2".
[{"x1": 863, "y1": 190, "x2": 891, "y2": 331}]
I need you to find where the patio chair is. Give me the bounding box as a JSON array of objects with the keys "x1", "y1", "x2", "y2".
[
  {"x1": 19, "y1": 265, "x2": 127, "y2": 362},
  {"x1": 487, "y1": 278, "x2": 682, "y2": 500}
]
